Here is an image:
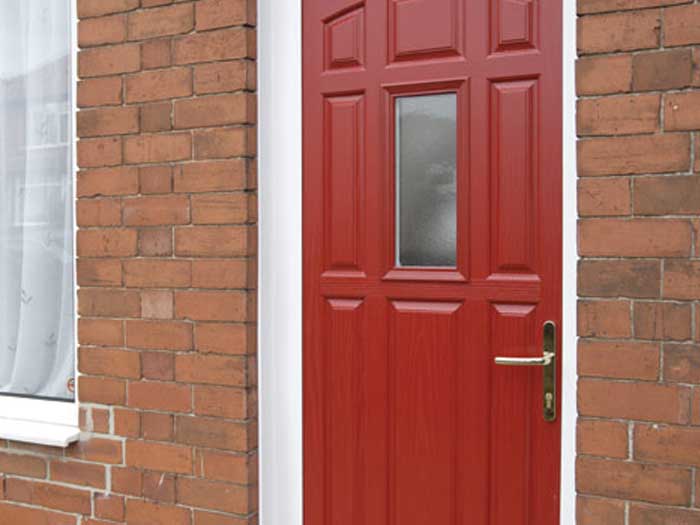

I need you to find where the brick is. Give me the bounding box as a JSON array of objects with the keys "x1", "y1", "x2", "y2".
[
  {"x1": 578, "y1": 379, "x2": 691, "y2": 424},
  {"x1": 194, "y1": 386, "x2": 248, "y2": 419},
  {"x1": 0, "y1": 452, "x2": 46, "y2": 478},
  {"x1": 77, "y1": 258, "x2": 123, "y2": 287},
  {"x1": 635, "y1": 177, "x2": 700, "y2": 215},
  {"x1": 50, "y1": 460, "x2": 105, "y2": 489},
  {"x1": 95, "y1": 494, "x2": 125, "y2": 522},
  {"x1": 577, "y1": 457, "x2": 691, "y2": 506},
  {"x1": 92, "y1": 409, "x2": 110, "y2": 433},
  {"x1": 632, "y1": 49, "x2": 693, "y2": 91},
  {"x1": 577, "y1": 419, "x2": 628, "y2": 458},
  {"x1": 578, "y1": 259, "x2": 659, "y2": 298},
  {"x1": 78, "y1": 319, "x2": 123, "y2": 346},
  {"x1": 67, "y1": 438, "x2": 123, "y2": 464},
  {"x1": 175, "y1": 226, "x2": 248, "y2": 257},
  {"x1": 629, "y1": 504, "x2": 700, "y2": 524},
  {"x1": 665, "y1": 4, "x2": 700, "y2": 47},
  {"x1": 142, "y1": 38, "x2": 173, "y2": 69},
  {"x1": 174, "y1": 27, "x2": 252, "y2": 64},
  {"x1": 124, "y1": 133, "x2": 192, "y2": 164},
  {"x1": 79, "y1": 288, "x2": 141, "y2": 317},
  {"x1": 194, "y1": 511, "x2": 249, "y2": 525},
  {"x1": 578, "y1": 177, "x2": 630, "y2": 217},
  {"x1": 577, "y1": 95, "x2": 658, "y2": 136},
  {"x1": 79, "y1": 376, "x2": 126, "y2": 405},
  {"x1": 664, "y1": 261, "x2": 700, "y2": 300},
  {"x1": 199, "y1": 450, "x2": 250, "y2": 484},
  {"x1": 128, "y1": 4, "x2": 194, "y2": 40},
  {"x1": 0, "y1": 503, "x2": 76, "y2": 525},
  {"x1": 576, "y1": 55, "x2": 632, "y2": 96},
  {"x1": 578, "y1": 0, "x2": 690, "y2": 13},
  {"x1": 77, "y1": 198, "x2": 122, "y2": 227},
  {"x1": 78, "y1": 229, "x2": 138, "y2": 257},
  {"x1": 126, "y1": 499, "x2": 191, "y2": 525},
  {"x1": 111, "y1": 467, "x2": 142, "y2": 496},
  {"x1": 77, "y1": 137, "x2": 122, "y2": 168},
  {"x1": 5, "y1": 478, "x2": 92, "y2": 514},
  {"x1": 664, "y1": 344, "x2": 700, "y2": 383},
  {"x1": 126, "y1": 320, "x2": 193, "y2": 350},
  {"x1": 142, "y1": 290, "x2": 174, "y2": 319},
  {"x1": 79, "y1": 44, "x2": 141, "y2": 78},
  {"x1": 192, "y1": 260, "x2": 248, "y2": 290},
  {"x1": 174, "y1": 160, "x2": 247, "y2": 192},
  {"x1": 634, "y1": 302, "x2": 691, "y2": 341},
  {"x1": 177, "y1": 477, "x2": 252, "y2": 514},
  {"x1": 578, "y1": 300, "x2": 631, "y2": 338},
  {"x1": 128, "y1": 381, "x2": 192, "y2": 412},
  {"x1": 125, "y1": 68, "x2": 192, "y2": 103},
  {"x1": 142, "y1": 471, "x2": 176, "y2": 502},
  {"x1": 175, "y1": 354, "x2": 246, "y2": 386},
  {"x1": 195, "y1": 61, "x2": 253, "y2": 94},
  {"x1": 78, "y1": 0, "x2": 139, "y2": 18},
  {"x1": 175, "y1": 416, "x2": 249, "y2": 450},
  {"x1": 142, "y1": 352, "x2": 175, "y2": 381},
  {"x1": 579, "y1": 219, "x2": 691, "y2": 257},
  {"x1": 195, "y1": 323, "x2": 250, "y2": 354},
  {"x1": 194, "y1": 127, "x2": 251, "y2": 159},
  {"x1": 141, "y1": 412, "x2": 174, "y2": 441},
  {"x1": 125, "y1": 440, "x2": 193, "y2": 474},
  {"x1": 79, "y1": 14, "x2": 127, "y2": 47},
  {"x1": 578, "y1": 340, "x2": 659, "y2": 380},
  {"x1": 665, "y1": 92, "x2": 700, "y2": 131},
  {"x1": 78, "y1": 77, "x2": 122, "y2": 107},
  {"x1": 79, "y1": 347, "x2": 141, "y2": 379},
  {"x1": 141, "y1": 103, "x2": 173, "y2": 133},
  {"x1": 174, "y1": 94, "x2": 252, "y2": 129},
  {"x1": 635, "y1": 424, "x2": 700, "y2": 468},
  {"x1": 578, "y1": 134, "x2": 690, "y2": 176},
  {"x1": 78, "y1": 167, "x2": 139, "y2": 197},
  {"x1": 114, "y1": 408, "x2": 141, "y2": 438},
  {"x1": 577, "y1": 11, "x2": 660, "y2": 54},
  {"x1": 138, "y1": 228, "x2": 173, "y2": 256},
  {"x1": 577, "y1": 496, "x2": 625, "y2": 525},
  {"x1": 196, "y1": 0, "x2": 251, "y2": 30},
  {"x1": 139, "y1": 165, "x2": 173, "y2": 193},
  {"x1": 123, "y1": 195, "x2": 189, "y2": 226},
  {"x1": 175, "y1": 291, "x2": 248, "y2": 321},
  {"x1": 191, "y1": 194, "x2": 249, "y2": 225}
]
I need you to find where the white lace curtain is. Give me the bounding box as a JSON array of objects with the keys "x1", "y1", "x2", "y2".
[{"x1": 0, "y1": 1, "x2": 74, "y2": 400}]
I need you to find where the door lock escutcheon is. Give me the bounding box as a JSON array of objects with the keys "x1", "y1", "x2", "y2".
[{"x1": 494, "y1": 321, "x2": 557, "y2": 422}]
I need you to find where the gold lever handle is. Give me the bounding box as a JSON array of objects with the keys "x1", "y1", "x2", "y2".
[{"x1": 493, "y1": 321, "x2": 557, "y2": 422}]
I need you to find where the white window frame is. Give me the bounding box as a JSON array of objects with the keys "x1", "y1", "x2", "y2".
[
  {"x1": 257, "y1": 0, "x2": 578, "y2": 522},
  {"x1": 0, "y1": 0, "x2": 80, "y2": 448}
]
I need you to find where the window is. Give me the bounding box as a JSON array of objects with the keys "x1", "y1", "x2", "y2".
[
  {"x1": 0, "y1": 1, "x2": 78, "y2": 444},
  {"x1": 395, "y1": 93, "x2": 457, "y2": 267}
]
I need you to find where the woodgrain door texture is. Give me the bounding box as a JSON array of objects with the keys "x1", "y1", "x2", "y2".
[{"x1": 303, "y1": 1, "x2": 562, "y2": 523}]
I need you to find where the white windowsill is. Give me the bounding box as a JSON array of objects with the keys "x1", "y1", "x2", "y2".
[{"x1": 0, "y1": 417, "x2": 80, "y2": 448}]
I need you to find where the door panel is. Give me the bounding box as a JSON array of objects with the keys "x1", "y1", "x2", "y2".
[{"x1": 304, "y1": 0, "x2": 562, "y2": 523}]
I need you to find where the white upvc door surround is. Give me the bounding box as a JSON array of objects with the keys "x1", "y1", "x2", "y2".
[{"x1": 257, "y1": 1, "x2": 578, "y2": 523}]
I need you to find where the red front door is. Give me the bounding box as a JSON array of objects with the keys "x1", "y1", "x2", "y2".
[{"x1": 303, "y1": 1, "x2": 562, "y2": 523}]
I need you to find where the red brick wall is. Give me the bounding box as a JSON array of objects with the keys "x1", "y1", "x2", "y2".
[
  {"x1": 0, "y1": 1, "x2": 258, "y2": 523},
  {"x1": 577, "y1": 0, "x2": 700, "y2": 522}
]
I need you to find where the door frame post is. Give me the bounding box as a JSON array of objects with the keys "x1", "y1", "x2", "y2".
[{"x1": 257, "y1": 0, "x2": 578, "y2": 522}]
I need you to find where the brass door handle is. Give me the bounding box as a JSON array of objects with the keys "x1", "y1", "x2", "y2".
[{"x1": 493, "y1": 321, "x2": 557, "y2": 422}]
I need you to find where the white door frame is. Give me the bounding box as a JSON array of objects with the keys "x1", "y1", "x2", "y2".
[{"x1": 257, "y1": 1, "x2": 578, "y2": 522}]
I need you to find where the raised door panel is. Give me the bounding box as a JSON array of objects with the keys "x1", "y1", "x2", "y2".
[
  {"x1": 388, "y1": 300, "x2": 462, "y2": 525},
  {"x1": 490, "y1": 79, "x2": 538, "y2": 277},
  {"x1": 491, "y1": 0, "x2": 537, "y2": 53},
  {"x1": 324, "y1": 6, "x2": 365, "y2": 71},
  {"x1": 323, "y1": 94, "x2": 365, "y2": 276},
  {"x1": 389, "y1": 0, "x2": 463, "y2": 62}
]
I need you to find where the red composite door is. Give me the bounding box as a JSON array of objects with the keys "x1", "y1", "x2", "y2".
[{"x1": 303, "y1": 1, "x2": 562, "y2": 524}]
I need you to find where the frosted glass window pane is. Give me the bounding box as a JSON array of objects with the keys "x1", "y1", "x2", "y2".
[
  {"x1": 396, "y1": 94, "x2": 457, "y2": 267},
  {"x1": 0, "y1": 2, "x2": 75, "y2": 401}
]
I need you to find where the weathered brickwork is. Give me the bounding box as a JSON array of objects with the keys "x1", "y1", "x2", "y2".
[
  {"x1": 0, "y1": 1, "x2": 258, "y2": 523},
  {"x1": 577, "y1": 0, "x2": 700, "y2": 522}
]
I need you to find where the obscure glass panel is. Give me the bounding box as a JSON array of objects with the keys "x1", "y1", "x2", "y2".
[
  {"x1": 396, "y1": 94, "x2": 457, "y2": 267},
  {"x1": 0, "y1": 1, "x2": 75, "y2": 401}
]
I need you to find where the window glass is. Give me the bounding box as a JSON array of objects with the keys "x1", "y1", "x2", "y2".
[
  {"x1": 396, "y1": 93, "x2": 457, "y2": 267},
  {"x1": 0, "y1": 2, "x2": 75, "y2": 401}
]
